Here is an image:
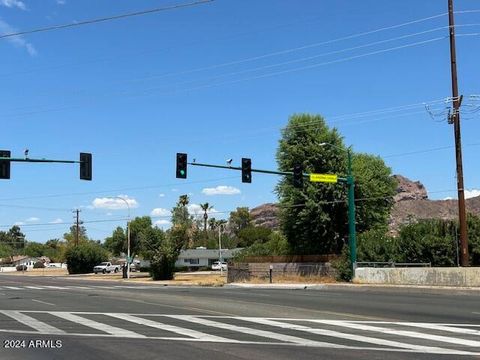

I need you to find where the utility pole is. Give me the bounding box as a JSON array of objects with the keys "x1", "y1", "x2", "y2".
[
  {"x1": 73, "y1": 209, "x2": 81, "y2": 246},
  {"x1": 448, "y1": 0, "x2": 469, "y2": 266}
]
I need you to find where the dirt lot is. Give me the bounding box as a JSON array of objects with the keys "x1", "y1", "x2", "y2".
[{"x1": 2, "y1": 268, "x2": 68, "y2": 276}]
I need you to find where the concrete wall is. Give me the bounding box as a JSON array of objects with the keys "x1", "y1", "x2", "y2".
[{"x1": 355, "y1": 267, "x2": 480, "y2": 287}]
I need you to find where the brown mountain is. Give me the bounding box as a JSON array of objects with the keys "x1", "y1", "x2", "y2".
[{"x1": 250, "y1": 175, "x2": 480, "y2": 232}]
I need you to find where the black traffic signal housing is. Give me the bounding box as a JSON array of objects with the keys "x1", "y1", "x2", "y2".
[
  {"x1": 176, "y1": 153, "x2": 187, "y2": 179},
  {"x1": 242, "y1": 158, "x2": 251, "y2": 183},
  {"x1": 80, "y1": 152, "x2": 92, "y2": 181},
  {"x1": 0, "y1": 150, "x2": 11, "y2": 180},
  {"x1": 293, "y1": 164, "x2": 303, "y2": 188}
]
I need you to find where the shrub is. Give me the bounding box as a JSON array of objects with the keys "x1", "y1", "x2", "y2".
[
  {"x1": 16, "y1": 265, "x2": 27, "y2": 271},
  {"x1": 65, "y1": 242, "x2": 109, "y2": 274},
  {"x1": 33, "y1": 261, "x2": 45, "y2": 269}
]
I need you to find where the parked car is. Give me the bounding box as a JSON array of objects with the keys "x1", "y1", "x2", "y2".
[
  {"x1": 93, "y1": 262, "x2": 121, "y2": 274},
  {"x1": 211, "y1": 261, "x2": 227, "y2": 271}
]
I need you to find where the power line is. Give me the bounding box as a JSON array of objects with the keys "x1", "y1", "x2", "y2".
[
  {"x1": 0, "y1": 0, "x2": 214, "y2": 40},
  {"x1": 0, "y1": 176, "x2": 239, "y2": 202}
]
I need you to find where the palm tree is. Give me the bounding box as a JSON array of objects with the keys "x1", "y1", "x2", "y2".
[{"x1": 200, "y1": 202, "x2": 212, "y2": 233}]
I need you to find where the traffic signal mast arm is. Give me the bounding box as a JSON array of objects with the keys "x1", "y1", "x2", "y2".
[
  {"x1": 0, "y1": 152, "x2": 92, "y2": 181},
  {"x1": 0, "y1": 157, "x2": 79, "y2": 164},
  {"x1": 188, "y1": 161, "x2": 347, "y2": 182}
]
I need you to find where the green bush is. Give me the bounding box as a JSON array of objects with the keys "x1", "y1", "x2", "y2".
[
  {"x1": 33, "y1": 261, "x2": 45, "y2": 269},
  {"x1": 150, "y1": 251, "x2": 177, "y2": 280},
  {"x1": 233, "y1": 232, "x2": 290, "y2": 261},
  {"x1": 65, "y1": 242, "x2": 109, "y2": 274}
]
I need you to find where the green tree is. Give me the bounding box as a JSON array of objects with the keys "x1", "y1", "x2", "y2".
[
  {"x1": 63, "y1": 225, "x2": 88, "y2": 246},
  {"x1": 65, "y1": 241, "x2": 109, "y2": 274},
  {"x1": 24, "y1": 242, "x2": 45, "y2": 257},
  {"x1": 276, "y1": 113, "x2": 396, "y2": 255},
  {"x1": 200, "y1": 202, "x2": 212, "y2": 233},
  {"x1": 229, "y1": 207, "x2": 251, "y2": 236},
  {"x1": 104, "y1": 227, "x2": 127, "y2": 256},
  {"x1": 237, "y1": 226, "x2": 272, "y2": 247}
]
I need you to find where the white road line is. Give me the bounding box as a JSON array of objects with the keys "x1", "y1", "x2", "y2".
[
  {"x1": 50, "y1": 312, "x2": 146, "y2": 338},
  {"x1": 65, "y1": 286, "x2": 92, "y2": 289},
  {"x1": 3, "y1": 286, "x2": 23, "y2": 290},
  {"x1": 25, "y1": 286, "x2": 45, "y2": 290},
  {"x1": 314, "y1": 320, "x2": 480, "y2": 348},
  {"x1": 0, "y1": 310, "x2": 65, "y2": 335},
  {"x1": 393, "y1": 322, "x2": 480, "y2": 336},
  {"x1": 237, "y1": 317, "x2": 456, "y2": 353},
  {"x1": 165, "y1": 315, "x2": 342, "y2": 347},
  {"x1": 31, "y1": 299, "x2": 55, "y2": 306},
  {"x1": 105, "y1": 313, "x2": 231, "y2": 342},
  {"x1": 42, "y1": 286, "x2": 66, "y2": 289}
]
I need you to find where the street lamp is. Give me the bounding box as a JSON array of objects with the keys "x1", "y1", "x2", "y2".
[
  {"x1": 319, "y1": 142, "x2": 357, "y2": 273},
  {"x1": 115, "y1": 196, "x2": 131, "y2": 279}
]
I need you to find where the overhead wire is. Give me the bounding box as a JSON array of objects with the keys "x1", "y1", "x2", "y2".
[{"x1": 0, "y1": 0, "x2": 214, "y2": 40}]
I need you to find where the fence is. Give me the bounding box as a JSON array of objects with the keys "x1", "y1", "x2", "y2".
[
  {"x1": 227, "y1": 261, "x2": 336, "y2": 283},
  {"x1": 356, "y1": 262, "x2": 431, "y2": 268}
]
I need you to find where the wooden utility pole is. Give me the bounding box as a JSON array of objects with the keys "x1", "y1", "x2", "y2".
[
  {"x1": 74, "y1": 209, "x2": 81, "y2": 246},
  {"x1": 448, "y1": 0, "x2": 469, "y2": 266}
]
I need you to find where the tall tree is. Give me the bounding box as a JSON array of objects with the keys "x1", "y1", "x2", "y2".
[
  {"x1": 276, "y1": 113, "x2": 396, "y2": 255},
  {"x1": 229, "y1": 207, "x2": 251, "y2": 236},
  {"x1": 200, "y1": 202, "x2": 212, "y2": 233}
]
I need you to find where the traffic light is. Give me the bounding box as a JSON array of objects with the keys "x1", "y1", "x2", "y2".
[
  {"x1": 80, "y1": 152, "x2": 92, "y2": 181},
  {"x1": 293, "y1": 164, "x2": 303, "y2": 188},
  {"x1": 0, "y1": 150, "x2": 11, "y2": 180},
  {"x1": 242, "y1": 158, "x2": 251, "y2": 183},
  {"x1": 176, "y1": 153, "x2": 187, "y2": 179}
]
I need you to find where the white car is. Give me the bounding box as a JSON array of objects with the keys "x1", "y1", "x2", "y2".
[{"x1": 211, "y1": 261, "x2": 227, "y2": 271}]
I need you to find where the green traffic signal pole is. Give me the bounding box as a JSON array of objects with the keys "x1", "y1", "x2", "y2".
[{"x1": 346, "y1": 149, "x2": 357, "y2": 274}]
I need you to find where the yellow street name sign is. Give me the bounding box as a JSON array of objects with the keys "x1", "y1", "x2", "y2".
[{"x1": 309, "y1": 173, "x2": 338, "y2": 183}]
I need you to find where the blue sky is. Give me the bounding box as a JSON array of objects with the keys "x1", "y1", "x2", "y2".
[{"x1": 0, "y1": 0, "x2": 479, "y2": 242}]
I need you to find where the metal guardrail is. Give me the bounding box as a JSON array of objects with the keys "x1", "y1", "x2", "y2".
[{"x1": 356, "y1": 262, "x2": 431, "y2": 268}]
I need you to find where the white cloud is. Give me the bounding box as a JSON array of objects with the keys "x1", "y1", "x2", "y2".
[
  {"x1": 443, "y1": 197, "x2": 453, "y2": 200},
  {"x1": 56, "y1": 0, "x2": 66, "y2": 4},
  {"x1": 0, "y1": 0, "x2": 27, "y2": 10},
  {"x1": 202, "y1": 185, "x2": 241, "y2": 196},
  {"x1": 171, "y1": 188, "x2": 179, "y2": 192},
  {"x1": 92, "y1": 195, "x2": 139, "y2": 210},
  {"x1": 0, "y1": 19, "x2": 37, "y2": 56},
  {"x1": 14, "y1": 221, "x2": 25, "y2": 226},
  {"x1": 154, "y1": 219, "x2": 171, "y2": 228},
  {"x1": 159, "y1": 193, "x2": 165, "y2": 198},
  {"x1": 49, "y1": 218, "x2": 63, "y2": 224},
  {"x1": 187, "y1": 204, "x2": 218, "y2": 216},
  {"x1": 25, "y1": 217, "x2": 40, "y2": 222},
  {"x1": 150, "y1": 208, "x2": 170, "y2": 217},
  {"x1": 465, "y1": 189, "x2": 480, "y2": 199}
]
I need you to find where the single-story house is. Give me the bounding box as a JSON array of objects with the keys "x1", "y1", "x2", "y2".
[
  {"x1": 11, "y1": 256, "x2": 39, "y2": 268},
  {"x1": 175, "y1": 248, "x2": 243, "y2": 268}
]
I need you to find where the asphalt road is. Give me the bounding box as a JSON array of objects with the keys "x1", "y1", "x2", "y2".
[{"x1": 0, "y1": 275, "x2": 479, "y2": 360}]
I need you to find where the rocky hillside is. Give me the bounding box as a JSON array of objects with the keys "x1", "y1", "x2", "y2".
[{"x1": 250, "y1": 175, "x2": 480, "y2": 232}]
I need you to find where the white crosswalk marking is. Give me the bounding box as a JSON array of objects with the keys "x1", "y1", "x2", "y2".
[
  {"x1": 0, "y1": 310, "x2": 65, "y2": 335},
  {"x1": 105, "y1": 313, "x2": 231, "y2": 342},
  {"x1": 314, "y1": 320, "x2": 480, "y2": 348},
  {"x1": 24, "y1": 286, "x2": 45, "y2": 289},
  {"x1": 50, "y1": 312, "x2": 146, "y2": 338},
  {"x1": 165, "y1": 315, "x2": 345, "y2": 347},
  {"x1": 3, "y1": 286, "x2": 23, "y2": 290},
  {"x1": 0, "y1": 311, "x2": 478, "y2": 355},
  {"x1": 42, "y1": 286, "x2": 67, "y2": 289},
  {"x1": 393, "y1": 322, "x2": 480, "y2": 336},
  {"x1": 237, "y1": 317, "x2": 455, "y2": 353}
]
